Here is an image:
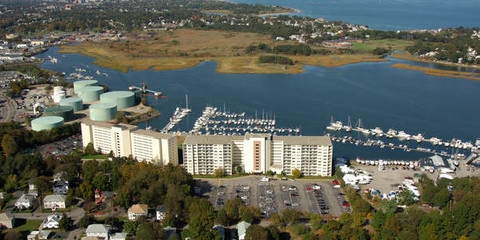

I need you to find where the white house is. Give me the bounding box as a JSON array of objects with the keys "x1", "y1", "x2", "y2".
[
  {"x1": 236, "y1": 221, "x2": 251, "y2": 240},
  {"x1": 15, "y1": 194, "x2": 34, "y2": 209},
  {"x1": 28, "y1": 179, "x2": 38, "y2": 197},
  {"x1": 156, "y1": 205, "x2": 166, "y2": 221},
  {"x1": 43, "y1": 195, "x2": 66, "y2": 210},
  {"x1": 127, "y1": 204, "x2": 148, "y2": 221},
  {"x1": 27, "y1": 230, "x2": 51, "y2": 240},
  {"x1": 85, "y1": 224, "x2": 110, "y2": 240},
  {"x1": 42, "y1": 213, "x2": 62, "y2": 229}
]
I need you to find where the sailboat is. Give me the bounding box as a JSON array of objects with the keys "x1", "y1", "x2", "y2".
[{"x1": 345, "y1": 116, "x2": 352, "y2": 132}]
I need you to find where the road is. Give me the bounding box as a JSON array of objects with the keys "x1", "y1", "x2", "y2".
[{"x1": 0, "y1": 90, "x2": 17, "y2": 122}]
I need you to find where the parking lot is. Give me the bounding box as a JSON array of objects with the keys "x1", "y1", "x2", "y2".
[
  {"x1": 195, "y1": 176, "x2": 348, "y2": 217},
  {"x1": 36, "y1": 134, "x2": 82, "y2": 158}
]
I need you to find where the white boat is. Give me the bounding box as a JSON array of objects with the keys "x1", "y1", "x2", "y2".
[
  {"x1": 386, "y1": 129, "x2": 397, "y2": 138},
  {"x1": 412, "y1": 133, "x2": 424, "y2": 143},
  {"x1": 371, "y1": 127, "x2": 384, "y2": 137},
  {"x1": 397, "y1": 131, "x2": 411, "y2": 140}
]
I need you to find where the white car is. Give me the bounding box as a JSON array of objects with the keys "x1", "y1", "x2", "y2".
[
  {"x1": 313, "y1": 185, "x2": 321, "y2": 190},
  {"x1": 260, "y1": 177, "x2": 270, "y2": 182}
]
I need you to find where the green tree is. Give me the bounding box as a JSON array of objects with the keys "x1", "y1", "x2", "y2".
[
  {"x1": 292, "y1": 168, "x2": 301, "y2": 178},
  {"x1": 78, "y1": 215, "x2": 94, "y2": 228},
  {"x1": 282, "y1": 208, "x2": 302, "y2": 225},
  {"x1": 2, "y1": 134, "x2": 18, "y2": 157},
  {"x1": 215, "y1": 208, "x2": 228, "y2": 225},
  {"x1": 59, "y1": 213, "x2": 72, "y2": 230},
  {"x1": 123, "y1": 221, "x2": 138, "y2": 235},
  {"x1": 35, "y1": 176, "x2": 52, "y2": 196},
  {"x1": 136, "y1": 222, "x2": 156, "y2": 240},
  {"x1": 380, "y1": 200, "x2": 398, "y2": 215},
  {"x1": 214, "y1": 167, "x2": 224, "y2": 178},
  {"x1": 84, "y1": 142, "x2": 97, "y2": 155},
  {"x1": 5, "y1": 174, "x2": 19, "y2": 193},
  {"x1": 189, "y1": 198, "x2": 216, "y2": 240},
  {"x1": 245, "y1": 225, "x2": 269, "y2": 240}
]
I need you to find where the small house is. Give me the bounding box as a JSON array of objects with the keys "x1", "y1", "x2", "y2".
[
  {"x1": 236, "y1": 221, "x2": 251, "y2": 240},
  {"x1": 110, "y1": 232, "x2": 128, "y2": 240},
  {"x1": 127, "y1": 204, "x2": 148, "y2": 221},
  {"x1": 156, "y1": 205, "x2": 166, "y2": 221},
  {"x1": 15, "y1": 194, "x2": 34, "y2": 209},
  {"x1": 85, "y1": 224, "x2": 110, "y2": 240},
  {"x1": 42, "y1": 213, "x2": 62, "y2": 229},
  {"x1": 43, "y1": 194, "x2": 66, "y2": 210}
]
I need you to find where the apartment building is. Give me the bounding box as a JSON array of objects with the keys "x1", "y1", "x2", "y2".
[
  {"x1": 183, "y1": 134, "x2": 332, "y2": 176},
  {"x1": 81, "y1": 120, "x2": 178, "y2": 165}
]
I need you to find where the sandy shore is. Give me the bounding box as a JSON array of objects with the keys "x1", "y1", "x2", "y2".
[{"x1": 258, "y1": 8, "x2": 301, "y2": 17}]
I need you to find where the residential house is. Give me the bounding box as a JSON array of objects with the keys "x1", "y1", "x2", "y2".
[
  {"x1": 27, "y1": 230, "x2": 51, "y2": 240},
  {"x1": 127, "y1": 204, "x2": 148, "y2": 221},
  {"x1": 28, "y1": 178, "x2": 38, "y2": 197},
  {"x1": 156, "y1": 205, "x2": 166, "y2": 221},
  {"x1": 85, "y1": 224, "x2": 110, "y2": 240},
  {"x1": 0, "y1": 213, "x2": 15, "y2": 229},
  {"x1": 110, "y1": 232, "x2": 128, "y2": 240},
  {"x1": 43, "y1": 194, "x2": 66, "y2": 210},
  {"x1": 53, "y1": 180, "x2": 69, "y2": 195},
  {"x1": 42, "y1": 213, "x2": 62, "y2": 229},
  {"x1": 15, "y1": 194, "x2": 34, "y2": 209},
  {"x1": 236, "y1": 221, "x2": 251, "y2": 240}
]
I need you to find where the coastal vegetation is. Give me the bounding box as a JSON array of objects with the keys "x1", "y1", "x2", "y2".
[
  {"x1": 392, "y1": 63, "x2": 480, "y2": 81},
  {"x1": 59, "y1": 29, "x2": 396, "y2": 74},
  {"x1": 258, "y1": 55, "x2": 294, "y2": 65}
]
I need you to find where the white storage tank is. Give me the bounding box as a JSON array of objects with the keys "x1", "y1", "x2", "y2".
[
  {"x1": 73, "y1": 80, "x2": 98, "y2": 94},
  {"x1": 77, "y1": 86, "x2": 104, "y2": 102},
  {"x1": 59, "y1": 97, "x2": 83, "y2": 111},
  {"x1": 89, "y1": 102, "x2": 117, "y2": 121},
  {"x1": 100, "y1": 91, "x2": 135, "y2": 109}
]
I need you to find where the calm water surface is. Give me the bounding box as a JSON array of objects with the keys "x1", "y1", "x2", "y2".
[
  {"x1": 231, "y1": 0, "x2": 480, "y2": 31},
  {"x1": 38, "y1": 48, "x2": 480, "y2": 160}
]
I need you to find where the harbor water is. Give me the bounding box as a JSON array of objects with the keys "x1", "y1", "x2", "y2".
[
  {"x1": 38, "y1": 47, "x2": 480, "y2": 160},
  {"x1": 231, "y1": 0, "x2": 480, "y2": 31}
]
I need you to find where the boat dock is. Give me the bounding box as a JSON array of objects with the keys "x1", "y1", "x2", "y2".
[
  {"x1": 327, "y1": 118, "x2": 479, "y2": 154},
  {"x1": 162, "y1": 107, "x2": 191, "y2": 132},
  {"x1": 189, "y1": 106, "x2": 300, "y2": 136},
  {"x1": 129, "y1": 83, "x2": 162, "y2": 97}
]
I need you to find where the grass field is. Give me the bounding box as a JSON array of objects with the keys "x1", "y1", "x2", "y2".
[
  {"x1": 392, "y1": 63, "x2": 480, "y2": 80},
  {"x1": 14, "y1": 219, "x2": 42, "y2": 232},
  {"x1": 352, "y1": 39, "x2": 414, "y2": 52},
  {"x1": 60, "y1": 30, "x2": 408, "y2": 74}
]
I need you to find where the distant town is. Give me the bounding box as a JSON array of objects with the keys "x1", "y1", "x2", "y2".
[{"x1": 1, "y1": 0, "x2": 480, "y2": 240}]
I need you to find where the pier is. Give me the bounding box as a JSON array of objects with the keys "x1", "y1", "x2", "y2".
[
  {"x1": 129, "y1": 83, "x2": 162, "y2": 97},
  {"x1": 189, "y1": 106, "x2": 300, "y2": 136},
  {"x1": 326, "y1": 117, "x2": 479, "y2": 158}
]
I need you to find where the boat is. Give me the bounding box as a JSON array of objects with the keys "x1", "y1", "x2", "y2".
[
  {"x1": 412, "y1": 133, "x2": 424, "y2": 143},
  {"x1": 397, "y1": 131, "x2": 411, "y2": 140},
  {"x1": 386, "y1": 129, "x2": 397, "y2": 138},
  {"x1": 371, "y1": 127, "x2": 384, "y2": 137}
]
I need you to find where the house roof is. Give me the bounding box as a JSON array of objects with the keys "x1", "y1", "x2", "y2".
[
  {"x1": 128, "y1": 204, "x2": 148, "y2": 214},
  {"x1": 111, "y1": 232, "x2": 128, "y2": 240},
  {"x1": 86, "y1": 224, "x2": 110, "y2": 234},
  {"x1": 156, "y1": 205, "x2": 166, "y2": 212},
  {"x1": 0, "y1": 213, "x2": 13, "y2": 222},
  {"x1": 44, "y1": 194, "x2": 66, "y2": 203},
  {"x1": 44, "y1": 213, "x2": 62, "y2": 224},
  {"x1": 236, "y1": 221, "x2": 251, "y2": 236},
  {"x1": 17, "y1": 194, "x2": 34, "y2": 203}
]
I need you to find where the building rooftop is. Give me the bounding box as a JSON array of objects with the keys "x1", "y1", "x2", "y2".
[
  {"x1": 82, "y1": 119, "x2": 138, "y2": 131},
  {"x1": 86, "y1": 224, "x2": 110, "y2": 234},
  {"x1": 0, "y1": 213, "x2": 13, "y2": 222},
  {"x1": 274, "y1": 135, "x2": 332, "y2": 146},
  {"x1": 132, "y1": 128, "x2": 176, "y2": 139},
  {"x1": 43, "y1": 194, "x2": 66, "y2": 203},
  {"x1": 183, "y1": 135, "x2": 243, "y2": 145},
  {"x1": 128, "y1": 204, "x2": 148, "y2": 214}
]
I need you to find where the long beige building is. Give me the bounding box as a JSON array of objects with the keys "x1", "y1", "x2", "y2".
[
  {"x1": 183, "y1": 134, "x2": 333, "y2": 176},
  {"x1": 81, "y1": 120, "x2": 178, "y2": 165}
]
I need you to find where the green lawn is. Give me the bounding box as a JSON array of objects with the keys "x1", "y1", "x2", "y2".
[
  {"x1": 81, "y1": 154, "x2": 107, "y2": 160},
  {"x1": 352, "y1": 39, "x2": 414, "y2": 52},
  {"x1": 14, "y1": 219, "x2": 42, "y2": 232}
]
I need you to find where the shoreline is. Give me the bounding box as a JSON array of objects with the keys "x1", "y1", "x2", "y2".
[
  {"x1": 257, "y1": 8, "x2": 301, "y2": 17},
  {"x1": 391, "y1": 63, "x2": 480, "y2": 81},
  {"x1": 390, "y1": 52, "x2": 480, "y2": 71}
]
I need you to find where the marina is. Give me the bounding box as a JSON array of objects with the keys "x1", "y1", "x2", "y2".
[
  {"x1": 189, "y1": 106, "x2": 301, "y2": 136},
  {"x1": 326, "y1": 118, "x2": 480, "y2": 159}
]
